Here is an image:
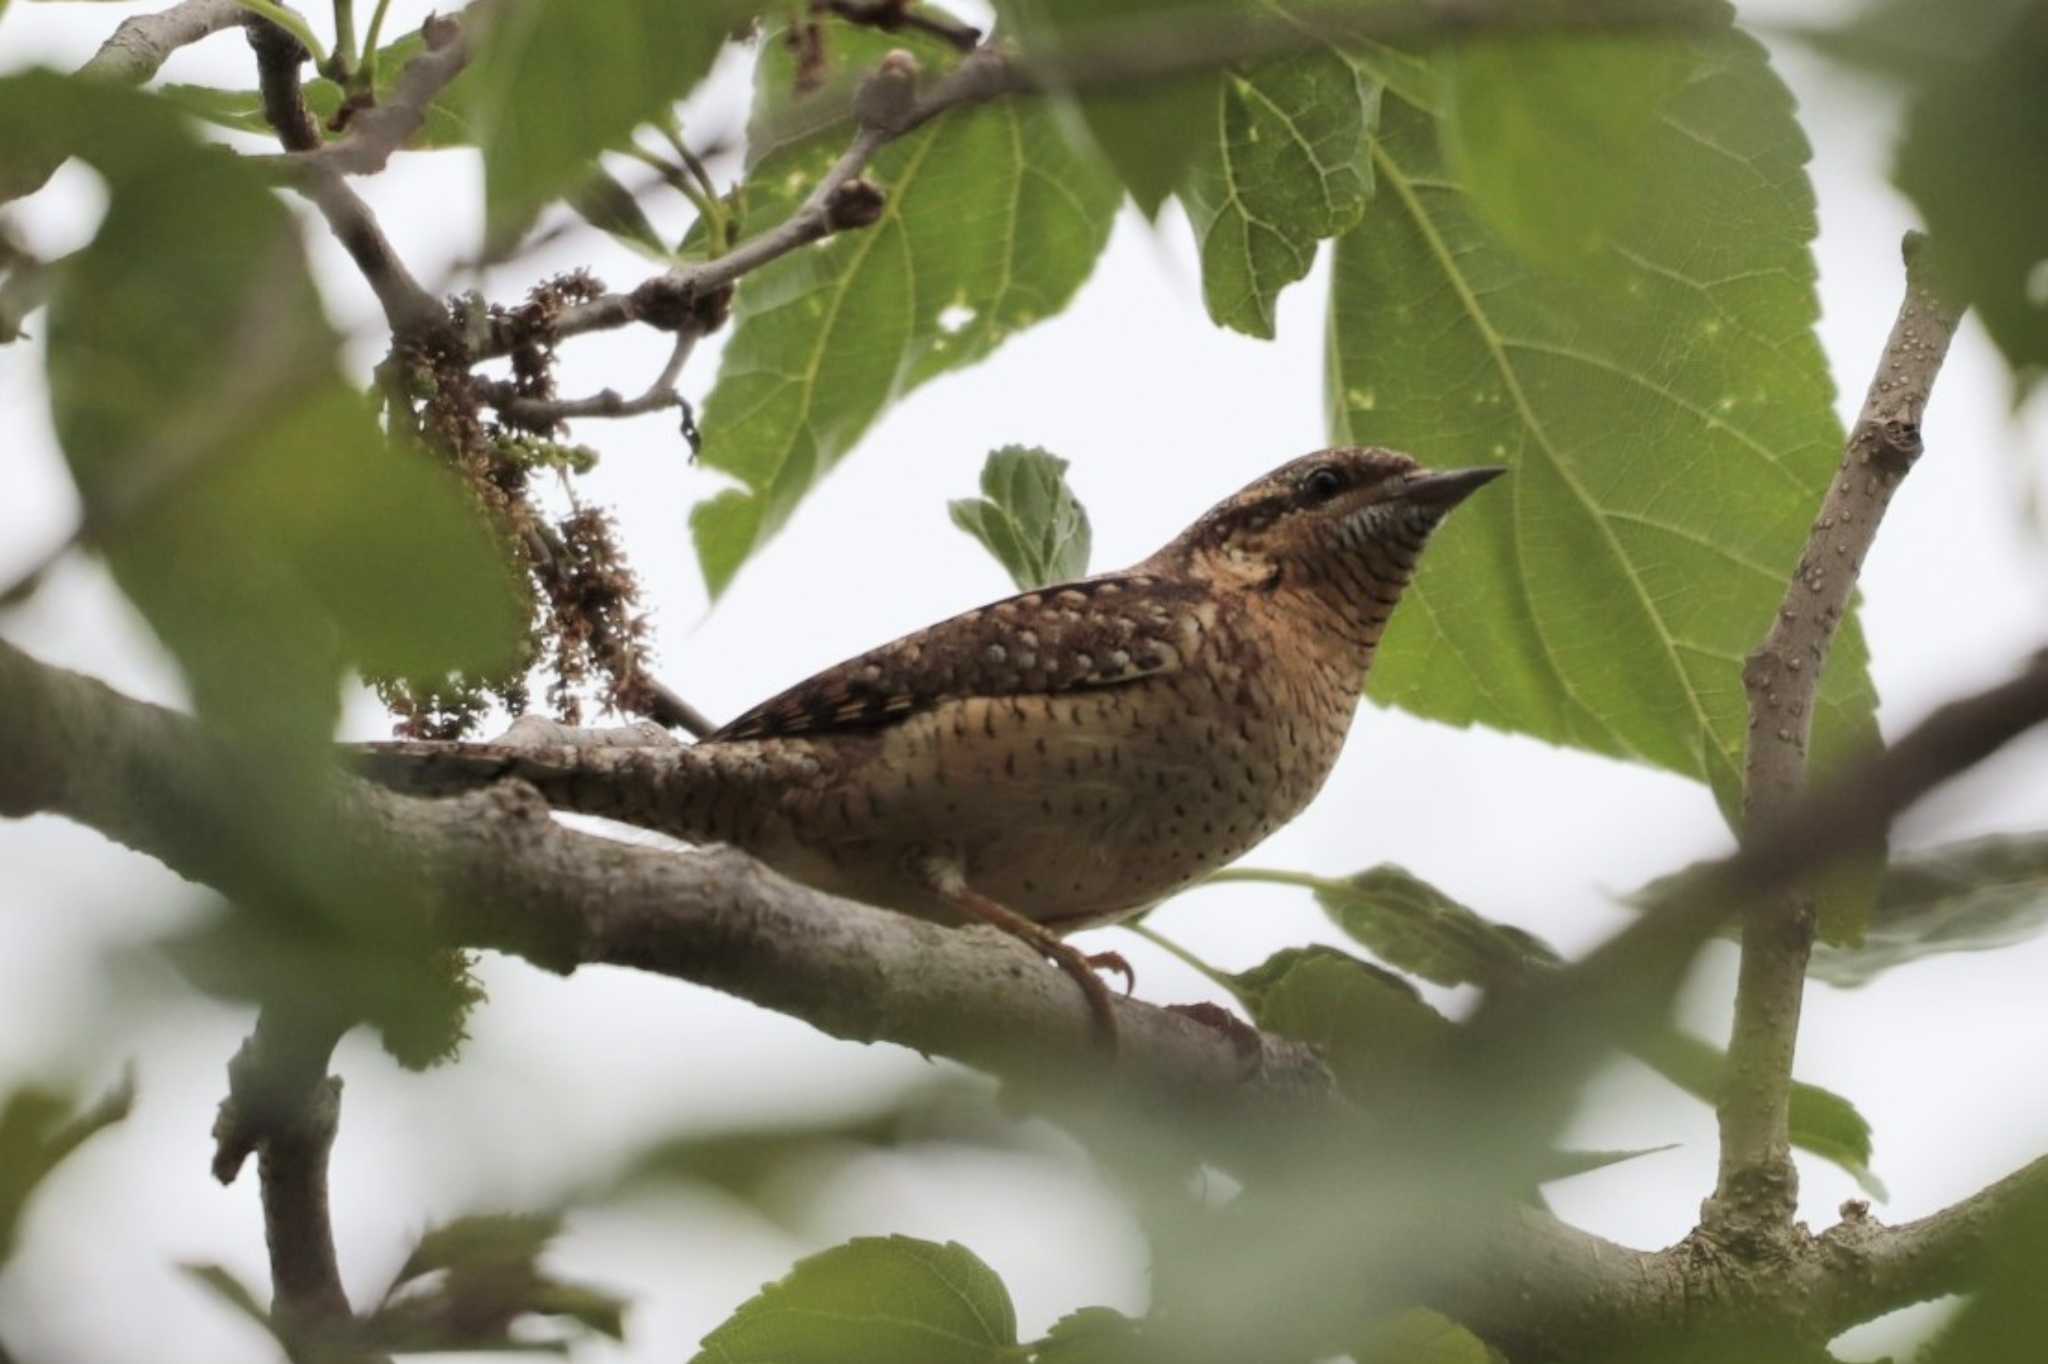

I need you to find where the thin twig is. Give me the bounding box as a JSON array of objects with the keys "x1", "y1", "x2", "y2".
[
  {"x1": 77, "y1": 0, "x2": 251, "y2": 83},
  {"x1": 473, "y1": 47, "x2": 947, "y2": 358},
  {"x1": 278, "y1": 8, "x2": 475, "y2": 177},
  {"x1": 1705, "y1": 234, "x2": 1966, "y2": 1242},
  {"x1": 481, "y1": 329, "x2": 700, "y2": 429},
  {"x1": 247, "y1": 18, "x2": 450, "y2": 341}
]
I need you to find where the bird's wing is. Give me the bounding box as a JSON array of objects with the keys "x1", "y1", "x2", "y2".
[{"x1": 710, "y1": 573, "x2": 1208, "y2": 742}]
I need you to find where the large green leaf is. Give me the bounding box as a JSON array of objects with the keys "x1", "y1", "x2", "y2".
[
  {"x1": 948, "y1": 446, "x2": 1093, "y2": 591},
  {"x1": 691, "y1": 1236, "x2": 1016, "y2": 1364},
  {"x1": 1179, "y1": 46, "x2": 1377, "y2": 337},
  {"x1": 1330, "y1": 29, "x2": 1879, "y2": 921},
  {"x1": 691, "y1": 14, "x2": 1120, "y2": 595},
  {"x1": 468, "y1": 0, "x2": 745, "y2": 251},
  {"x1": 1441, "y1": 33, "x2": 1687, "y2": 274},
  {"x1": 14, "y1": 72, "x2": 522, "y2": 745}
]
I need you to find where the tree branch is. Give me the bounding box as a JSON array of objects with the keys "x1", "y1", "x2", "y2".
[
  {"x1": 79, "y1": 0, "x2": 251, "y2": 83},
  {"x1": 481, "y1": 329, "x2": 699, "y2": 431},
  {"x1": 209, "y1": 1009, "x2": 368, "y2": 1355},
  {"x1": 470, "y1": 45, "x2": 991, "y2": 359},
  {"x1": 1707, "y1": 234, "x2": 1967, "y2": 1241},
  {"x1": 278, "y1": 10, "x2": 473, "y2": 178},
  {"x1": 247, "y1": 18, "x2": 450, "y2": 342},
  {"x1": 5, "y1": 635, "x2": 2048, "y2": 1354}
]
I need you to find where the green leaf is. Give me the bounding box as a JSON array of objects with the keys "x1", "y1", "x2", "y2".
[
  {"x1": 0, "y1": 1070, "x2": 133, "y2": 1264},
  {"x1": 1033, "y1": 1307, "x2": 1171, "y2": 1364},
  {"x1": 690, "y1": 1235, "x2": 1017, "y2": 1364},
  {"x1": 692, "y1": 12, "x2": 1120, "y2": 595},
  {"x1": 179, "y1": 1263, "x2": 279, "y2": 1338},
  {"x1": 8, "y1": 73, "x2": 523, "y2": 747},
  {"x1": 1354, "y1": 1308, "x2": 1497, "y2": 1364},
  {"x1": 1303, "y1": 863, "x2": 1561, "y2": 988},
  {"x1": 1233, "y1": 946, "x2": 1453, "y2": 1102},
  {"x1": 1442, "y1": 33, "x2": 1688, "y2": 274},
  {"x1": 948, "y1": 447, "x2": 1094, "y2": 590},
  {"x1": 364, "y1": 1212, "x2": 628, "y2": 1353},
  {"x1": 393, "y1": 1212, "x2": 562, "y2": 1287},
  {"x1": 1178, "y1": 45, "x2": 1377, "y2": 337},
  {"x1": 568, "y1": 168, "x2": 673, "y2": 262},
  {"x1": 1327, "y1": 30, "x2": 1881, "y2": 936},
  {"x1": 1631, "y1": 1024, "x2": 1885, "y2": 1200},
  {"x1": 1537, "y1": 1144, "x2": 1679, "y2": 1183},
  {"x1": 468, "y1": 0, "x2": 744, "y2": 252},
  {"x1": 1806, "y1": 832, "x2": 2048, "y2": 988}
]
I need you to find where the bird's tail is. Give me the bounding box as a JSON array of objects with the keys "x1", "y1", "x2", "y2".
[{"x1": 349, "y1": 738, "x2": 793, "y2": 845}]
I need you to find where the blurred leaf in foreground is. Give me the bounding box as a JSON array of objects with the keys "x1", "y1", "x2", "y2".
[
  {"x1": 364, "y1": 1212, "x2": 626, "y2": 1351},
  {"x1": 1806, "y1": 0, "x2": 2046, "y2": 393},
  {"x1": 0, "y1": 1068, "x2": 133, "y2": 1264}
]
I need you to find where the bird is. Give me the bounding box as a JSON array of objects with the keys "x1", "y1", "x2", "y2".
[{"x1": 356, "y1": 447, "x2": 1503, "y2": 1046}]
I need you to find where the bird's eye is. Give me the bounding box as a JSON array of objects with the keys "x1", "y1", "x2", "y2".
[{"x1": 1300, "y1": 466, "x2": 1347, "y2": 504}]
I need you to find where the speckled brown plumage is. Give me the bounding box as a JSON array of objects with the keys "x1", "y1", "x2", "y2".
[{"x1": 358, "y1": 447, "x2": 1502, "y2": 1041}]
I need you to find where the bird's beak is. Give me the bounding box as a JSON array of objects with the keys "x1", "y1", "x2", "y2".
[{"x1": 1396, "y1": 465, "x2": 1507, "y2": 508}]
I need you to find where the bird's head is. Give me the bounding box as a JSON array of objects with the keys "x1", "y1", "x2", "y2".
[
  {"x1": 1157, "y1": 446, "x2": 1503, "y2": 631},
  {"x1": 1155, "y1": 444, "x2": 1507, "y2": 659}
]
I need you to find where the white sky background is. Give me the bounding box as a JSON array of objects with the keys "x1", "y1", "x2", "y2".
[{"x1": 3, "y1": 2, "x2": 2047, "y2": 1360}]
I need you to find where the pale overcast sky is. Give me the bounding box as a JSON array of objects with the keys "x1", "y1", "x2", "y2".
[{"x1": 3, "y1": 3, "x2": 2046, "y2": 1361}]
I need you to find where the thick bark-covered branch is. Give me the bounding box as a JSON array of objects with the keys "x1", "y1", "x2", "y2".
[
  {"x1": 1709, "y1": 235, "x2": 1967, "y2": 1240},
  {"x1": 6, "y1": 636, "x2": 2048, "y2": 1356}
]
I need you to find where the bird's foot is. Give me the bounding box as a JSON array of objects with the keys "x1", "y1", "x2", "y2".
[
  {"x1": 925, "y1": 866, "x2": 1121, "y2": 1053},
  {"x1": 1082, "y1": 949, "x2": 1136, "y2": 997}
]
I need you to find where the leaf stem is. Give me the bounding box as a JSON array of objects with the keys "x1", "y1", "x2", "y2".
[
  {"x1": 1205, "y1": 866, "x2": 1344, "y2": 895},
  {"x1": 659, "y1": 113, "x2": 730, "y2": 253},
  {"x1": 1121, "y1": 922, "x2": 1238, "y2": 994},
  {"x1": 356, "y1": 0, "x2": 393, "y2": 88},
  {"x1": 328, "y1": 0, "x2": 354, "y2": 76}
]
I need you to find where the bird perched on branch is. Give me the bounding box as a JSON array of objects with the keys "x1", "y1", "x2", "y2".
[{"x1": 357, "y1": 447, "x2": 1502, "y2": 1047}]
